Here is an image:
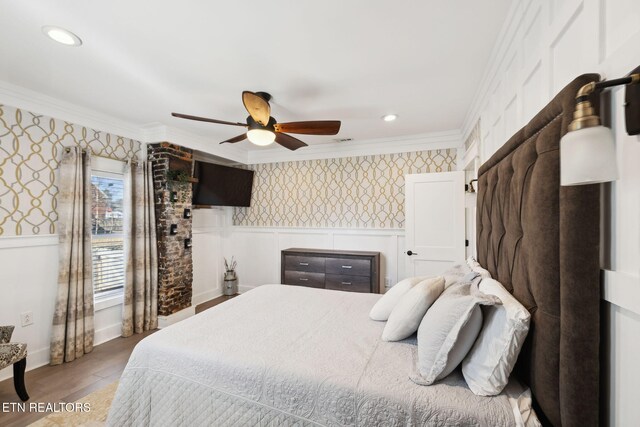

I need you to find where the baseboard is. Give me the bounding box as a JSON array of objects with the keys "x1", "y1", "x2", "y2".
[
  {"x1": 0, "y1": 345, "x2": 49, "y2": 382},
  {"x1": 157, "y1": 306, "x2": 196, "y2": 328},
  {"x1": 0, "y1": 321, "x2": 124, "y2": 383},
  {"x1": 192, "y1": 287, "x2": 223, "y2": 306},
  {"x1": 94, "y1": 322, "x2": 123, "y2": 346}
]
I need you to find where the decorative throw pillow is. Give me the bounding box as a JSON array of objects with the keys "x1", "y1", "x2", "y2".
[
  {"x1": 441, "y1": 263, "x2": 472, "y2": 288},
  {"x1": 466, "y1": 256, "x2": 491, "y2": 279},
  {"x1": 462, "y1": 278, "x2": 531, "y2": 396},
  {"x1": 369, "y1": 276, "x2": 430, "y2": 321},
  {"x1": 412, "y1": 280, "x2": 500, "y2": 385},
  {"x1": 382, "y1": 277, "x2": 445, "y2": 342}
]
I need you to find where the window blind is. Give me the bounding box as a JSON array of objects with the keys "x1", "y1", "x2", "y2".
[{"x1": 91, "y1": 175, "x2": 125, "y2": 295}]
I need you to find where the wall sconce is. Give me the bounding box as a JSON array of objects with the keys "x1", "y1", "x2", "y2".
[
  {"x1": 465, "y1": 179, "x2": 478, "y2": 193},
  {"x1": 170, "y1": 224, "x2": 178, "y2": 235},
  {"x1": 184, "y1": 238, "x2": 192, "y2": 249},
  {"x1": 170, "y1": 191, "x2": 179, "y2": 202},
  {"x1": 183, "y1": 208, "x2": 191, "y2": 219},
  {"x1": 560, "y1": 69, "x2": 639, "y2": 186}
]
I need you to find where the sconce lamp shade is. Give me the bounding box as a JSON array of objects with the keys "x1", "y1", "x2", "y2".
[{"x1": 560, "y1": 125, "x2": 618, "y2": 185}]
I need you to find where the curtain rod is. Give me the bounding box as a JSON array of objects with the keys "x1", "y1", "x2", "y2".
[{"x1": 63, "y1": 146, "x2": 139, "y2": 163}]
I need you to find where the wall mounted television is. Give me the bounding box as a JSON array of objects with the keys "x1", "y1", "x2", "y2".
[{"x1": 192, "y1": 161, "x2": 254, "y2": 207}]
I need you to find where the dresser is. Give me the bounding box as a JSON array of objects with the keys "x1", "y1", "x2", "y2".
[{"x1": 281, "y1": 248, "x2": 381, "y2": 294}]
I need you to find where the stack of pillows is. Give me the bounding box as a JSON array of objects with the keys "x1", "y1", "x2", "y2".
[{"x1": 369, "y1": 257, "x2": 530, "y2": 396}]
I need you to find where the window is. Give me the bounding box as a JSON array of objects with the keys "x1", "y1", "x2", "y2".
[{"x1": 91, "y1": 171, "x2": 125, "y2": 297}]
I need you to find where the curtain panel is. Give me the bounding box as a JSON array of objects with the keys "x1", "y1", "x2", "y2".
[
  {"x1": 50, "y1": 147, "x2": 94, "y2": 365},
  {"x1": 122, "y1": 160, "x2": 158, "y2": 336}
]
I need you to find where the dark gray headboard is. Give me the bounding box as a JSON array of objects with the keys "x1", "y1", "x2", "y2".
[{"x1": 476, "y1": 74, "x2": 601, "y2": 427}]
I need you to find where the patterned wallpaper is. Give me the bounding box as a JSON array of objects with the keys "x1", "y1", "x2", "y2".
[
  {"x1": 0, "y1": 104, "x2": 141, "y2": 236},
  {"x1": 233, "y1": 149, "x2": 457, "y2": 228}
]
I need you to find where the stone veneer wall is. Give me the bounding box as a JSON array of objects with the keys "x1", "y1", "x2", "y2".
[{"x1": 148, "y1": 143, "x2": 193, "y2": 316}]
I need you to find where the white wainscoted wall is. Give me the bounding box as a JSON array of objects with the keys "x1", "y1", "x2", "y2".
[
  {"x1": 0, "y1": 235, "x2": 125, "y2": 381},
  {"x1": 460, "y1": 0, "x2": 640, "y2": 425},
  {"x1": 224, "y1": 226, "x2": 407, "y2": 292},
  {"x1": 191, "y1": 208, "x2": 227, "y2": 304}
]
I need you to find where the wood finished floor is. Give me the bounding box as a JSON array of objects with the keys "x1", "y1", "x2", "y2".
[{"x1": 0, "y1": 294, "x2": 238, "y2": 427}]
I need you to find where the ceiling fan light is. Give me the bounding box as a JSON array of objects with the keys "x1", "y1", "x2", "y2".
[{"x1": 247, "y1": 129, "x2": 275, "y2": 146}]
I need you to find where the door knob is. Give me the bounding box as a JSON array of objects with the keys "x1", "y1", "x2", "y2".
[{"x1": 407, "y1": 250, "x2": 418, "y2": 256}]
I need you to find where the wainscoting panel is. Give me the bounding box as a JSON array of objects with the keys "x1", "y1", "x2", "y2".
[
  {"x1": 461, "y1": 0, "x2": 640, "y2": 424},
  {"x1": 277, "y1": 231, "x2": 332, "y2": 254},
  {"x1": 0, "y1": 235, "x2": 124, "y2": 381},
  {"x1": 225, "y1": 227, "x2": 407, "y2": 292}
]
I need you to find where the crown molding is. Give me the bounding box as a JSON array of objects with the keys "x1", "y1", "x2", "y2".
[
  {"x1": 156, "y1": 126, "x2": 249, "y2": 164},
  {"x1": 246, "y1": 130, "x2": 463, "y2": 164},
  {"x1": 0, "y1": 80, "x2": 146, "y2": 141},
  {"x1": 0, "y1": 79, "x2": 460, "y2": 166}
]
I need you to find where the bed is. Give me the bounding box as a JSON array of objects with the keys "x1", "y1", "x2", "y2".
[
  {"x1": 108, "y1": 73, "x2": 601, "y2": 427},
  {"x1": 108, "y1": 285, "x2": 535, "y2": 426}
]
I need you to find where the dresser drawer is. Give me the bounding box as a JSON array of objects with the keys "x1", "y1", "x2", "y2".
[
  {"x1": 284, "y1": 271, "x2": 325, "y2": 288},
  {"x1": 284, "y1": 255, "x2": 326, "y2": 273},
  {"x1": 326, "y1": 257, "x2": 371, "y2": 276},
  {"x1": 325, "y1": 274, "x2": 371, "y2": 293}
]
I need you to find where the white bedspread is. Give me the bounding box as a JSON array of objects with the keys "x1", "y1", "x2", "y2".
[{"x1": 108, "y1": 285, "x2": 534, "y2": 426}]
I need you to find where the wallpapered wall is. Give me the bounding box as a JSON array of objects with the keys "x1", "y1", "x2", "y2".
[
  {"x1": 0, "y1": 104, "x2": 141, "y2": 236},
  {"x1": 233, "y1": 149, "x2": 457, "y2": 228}
]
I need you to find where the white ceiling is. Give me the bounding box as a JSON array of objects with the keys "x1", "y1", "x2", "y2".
[{"x1": 0, "y1": 0, "x2": 510, "y2": 151}]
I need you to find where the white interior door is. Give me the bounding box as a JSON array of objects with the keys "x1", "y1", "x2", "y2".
[{"x1": 405, "y1": 171, "x2": 465, "y2": 277}]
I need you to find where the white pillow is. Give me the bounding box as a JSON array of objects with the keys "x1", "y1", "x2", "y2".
[
  {"x1": 441, "y1": 263, "x2": 472, "y2": 288},
  {"x1": 462, "y1": 278, "x2": 531, "y2": 396},
  {"x1": 467, "y1": 256, "x2": 491, "y2": 278},
  {"x1": 412, "y1": 281, "x2": 500, "y2": 385},
  {"x1": 382, "y1": 277, "x2": 445, "y2": 342},
  {"x1": 369, "y1": 276, "x2": 430, "y2": 321}
]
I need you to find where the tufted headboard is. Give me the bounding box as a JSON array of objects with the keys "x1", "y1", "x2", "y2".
[{"x1": 476, "y1": 74, "x2": 601, "y2": 427}]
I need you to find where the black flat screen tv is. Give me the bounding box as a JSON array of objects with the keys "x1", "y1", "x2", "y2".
[{"x1": 192, "y1": 161, "x2": 254, "y2": 207}]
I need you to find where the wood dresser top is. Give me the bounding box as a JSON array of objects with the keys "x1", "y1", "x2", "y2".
[{"x1": 282, "y1": 248, "x2": 380, "y2": 257}]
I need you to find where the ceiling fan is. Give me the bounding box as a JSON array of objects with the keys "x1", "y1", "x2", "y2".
[{"x1": 171, "y1": 91, "x2": 341, "y2": 151}]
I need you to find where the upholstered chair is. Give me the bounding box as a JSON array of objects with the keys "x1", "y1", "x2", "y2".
[{"x1": 0, "y1": 325, "x2": 29, "y2": 401}]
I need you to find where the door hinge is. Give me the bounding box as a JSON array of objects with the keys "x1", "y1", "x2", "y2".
[{"x1": 465, "y1": 239, "x2": 469, "y2": 247}]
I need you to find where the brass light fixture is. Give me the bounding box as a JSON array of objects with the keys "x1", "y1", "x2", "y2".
[
  {"x1": 560, "y1": 70, "x2": 640, "y2": 186},
  {"x1": 466, "y1": 179, "x2": 478, "y2": 193}
]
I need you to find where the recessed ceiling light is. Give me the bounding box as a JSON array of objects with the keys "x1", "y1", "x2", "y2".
[
  {"x1": 42, "y1": 26, "x2": 82, "y2": 46},
  {"x1": 382, "y1": 114, "x2": 398, "y2": 122}
]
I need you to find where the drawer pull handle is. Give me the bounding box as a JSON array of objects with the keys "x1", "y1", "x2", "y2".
[
  {"x1": 299, "y1": 278, "x2": 308, "y2": 281},
  {"x1": 341, "y1": 282, "x2": 352, "y2": 285},
  {"x1": 299, "y1": 262, "x2": 309, "y2": 266},
  {"x1": 341, "y1": 265, "x2": 352, "y2": 269}
]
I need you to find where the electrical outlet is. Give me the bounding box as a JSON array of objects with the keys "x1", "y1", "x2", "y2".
[
  {"x1": 21, "y1": 311, "x2": 34, "y2": 327},
  {"x1": 384, "y1": 277, "x2": 391, "y2": 288}
]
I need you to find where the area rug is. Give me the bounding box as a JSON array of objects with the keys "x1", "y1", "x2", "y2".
[{"x1": 28, "y1": 381, "x2": 118, "y2": 427}]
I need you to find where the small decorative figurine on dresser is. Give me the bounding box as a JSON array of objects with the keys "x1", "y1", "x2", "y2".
[{"x1": 223, "y1": 256, "x2": 238, "y2": 296}]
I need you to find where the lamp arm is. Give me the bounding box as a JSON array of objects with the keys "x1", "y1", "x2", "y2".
[{"x1": 576, "y1": 73, "x2": 640, "y2": 100}]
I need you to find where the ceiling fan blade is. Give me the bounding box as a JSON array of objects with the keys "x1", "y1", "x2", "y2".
[
  {"x1": 220, "y1": 133, "x2": 247, "y2": 144},
  {"x1": 274, "y1": 121, "x2": 341, "y2": 135},
  {"x1": 172, "y1": 112, "x2": 247, "y2": 127},
  {"x1": 242, "y1": 91, "x2": 271, "y2": 126},
  {"x1": 274, "y1": 133, "x2": 308, "y2": 151}
]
